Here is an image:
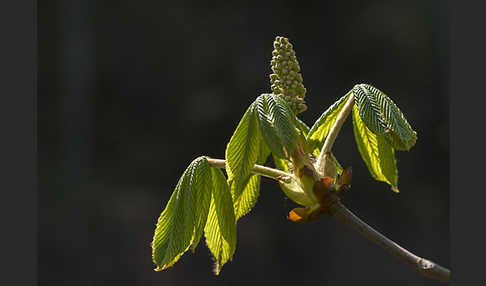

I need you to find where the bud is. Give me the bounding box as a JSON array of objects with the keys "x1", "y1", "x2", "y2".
[
  {"x1": 336, "y1": 167, "x2": 352, "y2": 193},
  {"x1": 269, "y1": 36, "x2": 307, "y2": 114}
]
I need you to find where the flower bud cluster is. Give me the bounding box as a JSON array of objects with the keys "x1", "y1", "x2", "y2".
[{"x1": 270, "y1": 36, "x2": 307, "y2": 114}]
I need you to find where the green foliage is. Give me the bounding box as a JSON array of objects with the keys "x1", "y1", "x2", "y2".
[
  {"x1": 152, "y1": 157, "x2": 241, "y2": 274},
  {"x1": 232, "y1": 174, "x2": 262, "y2": 221},
  {"x1": 351, "y1": 84, "x2": 418, "y2": 191},
  {"x1": 352, "y1": 105, "x2": 399, "y2": 192},
  {"x1": 273, "y1": 154, "x2": 290, "y2": 173},
  {"x1": 232, "y1": 142, "x2": 270, "y2": 221},
  {"x1": 307, "y1": 92, "x2": 351, "y2": 156},
  {"x1": 152, "y1": 157, "x2": 213, "y2": 271},
  {"x1": 225, "y1": 102, "x2": 262, "y2": 199},
  {"x1": 294, "y1": 116, "x2": 310, "y2": 136},
  {"x1": 255, "y1": 95, "x2": 287, "y2": 158},
  {"x1": 255, "y1": 94, "x2": 299, "y2": 159},
  {"x1": 353, "y1": 84, "x2": 417, "y2": 151},
  {"x1": 204, "y1": 168, "x2": 237, "y2": 275},
  {"x1": 152, "y1": 36, "x2": 420, "y2": 275}
]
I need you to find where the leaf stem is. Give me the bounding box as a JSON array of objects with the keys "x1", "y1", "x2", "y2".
[
  {"x1": 205, "y1": 158, "x2": 291, "y2": 180},
  {"x1": 329, "y1": 199, "x2": 451, "y2": 283},
  {"x1": 316, "y1": 92, "x2": 355, "y2": 172}
]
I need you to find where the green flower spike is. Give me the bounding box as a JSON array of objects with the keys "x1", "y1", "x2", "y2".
[{"x1": 270, "y1": 36, "x2": 307, "y2": 114}]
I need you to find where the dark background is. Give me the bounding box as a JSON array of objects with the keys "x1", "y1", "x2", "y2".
[{"x1": 38, "y1": 1, "x2": 449, "y2": 285}]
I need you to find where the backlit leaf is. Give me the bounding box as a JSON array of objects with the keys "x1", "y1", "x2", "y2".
[
  {"x1": 353, "y1": 84, "x2": 417, "y2": 151},
  {"x1": 352, "y1": 105, "x2": 399, "y2": 192},
  {"x1": 255, "y1": 95, "x2": 287, "y2": 158},
  {"x1": 294, "y1": 116, "x2": 310, "y2": 136},
  {"x1": 204, "y1": 168, "x2": 237, "y2": 275},
  {"x1": 232, "y1": 174, "x2": 261, "y2": 221},
  {"x1": 232, "y1": 140, "x2": 270, "y2": 221},
  {"x1": 225, "y1": 102, "x2": 262, "y2": 199},
  {"x1": 307, "y1": 92, "x2": 351, "y2": 156},
  {"x1": 268, "y1": 94, "x2": 299, "y2": 154},
  {"x1": 255, "y1": 94, "x2": 299, "y2": 159},
  {"x1": 273, "y1": 154, "x2": 291, "y2": 173},
  {"x1": 152, "y1": 157, "x2": 213, "y2": 271}
]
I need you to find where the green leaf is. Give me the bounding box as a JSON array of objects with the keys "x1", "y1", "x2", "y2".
[
  {"x1": 307, "y1": 92, "x2": 351, "y2": 156},
  {"x1": 232, "y1": 138, "x2": 270, "y2": 221},
  {"x1": 255, "y1": 95, "x2": 287, "y2": 158},
  {"x1": 353, "y1": 84, "x2": 417, "y2": 151},
  {"x1": 268, "y1": 94, "x2": 299, "y2": 154},
  {"x1": 294, "y1": 116, "x2": 310, "y2": 137},
  {"x1": 225, "y1": 102, "x2": 262, "y2": 199},
  {"x1": 352, "y1": 105, "x2": 399, "y2": 192},
  {"x1": 152, "y1": 157, "x2": 213, "y2": 271},
  {"x1": 191, "y1": 164, "x2": 214, "y2": 252},
  {"x1": 204, "y1": 168, "x2": 237, "y2": 275},
  {"x1": 273, "y1": 154, "x2": 291, "y2": 173},
  {"x1": 257, "y1": 137, "x2": 271, "y2": 165},
  {"x1": 255, "y1": 94, "x2": 299, "y2": 159},
  {"x1": 232, "y1": 174, "x2": 262, "y2": 221}
]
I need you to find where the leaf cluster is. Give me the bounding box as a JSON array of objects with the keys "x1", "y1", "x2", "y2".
[{"x1": 151, "y1": 37, "x2": 417, "y2": 274}]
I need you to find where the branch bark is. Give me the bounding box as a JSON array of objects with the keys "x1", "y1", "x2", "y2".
[{"x1": 329, "y1": 199, "x2": 450, "y2": 283}]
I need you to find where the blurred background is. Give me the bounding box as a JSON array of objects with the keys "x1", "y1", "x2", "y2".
[{"x1": 38, "y1": 1, "x2": 449, "y2": 285}]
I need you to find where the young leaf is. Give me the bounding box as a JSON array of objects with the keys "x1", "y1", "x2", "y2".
[
  {"x1": 152, "y1": 157, "x2": 213, "y2": 271},
  {"x1": 352, "y1": 105, "x2": 399, "y2": 192},
  {"x1": 205, "y1": 168, "x2": 237, "y2": 275},
  {"x1": 225, "y1": 102, "x2": 262, "y2": 199},
  {"x1": 232, "y1": 174, "x2": 262, "y2": 221},
  {"x1": 232, "y1": 141, "x2": 270, "y2": 221},
  {"x1": 273, "y1": 154, "x2": 291, "y2": 173},
  {"x1": 294, "y1": 116, "x2": 310, "y2": 136},
  {"x1": 255, "y1": 94, "x2": 299, "y2": 159},
  {"x1": 255, "y1": 95, "x2": 287, "y2": 158},
  {"x1": 191, "y1": 162, "x2": 214, "y2": 252},
  {"x1": 257, "y1": 137, "x2": 271, "y2": 165},
  {"x1": 268, "y1": 94, "x2": 299, "y2": 153},
  {"x1": 353, "y1": 84, "x2": 417, "y2": 151},
  {"x1": 307, "y1": 92, "x2": 351, "y2": 155}
]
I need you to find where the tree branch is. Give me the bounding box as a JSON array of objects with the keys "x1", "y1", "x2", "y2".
[
  {"x1": 206, "y1": 157, "x2": 450, "y2": 283},
  {"x1": 329, "y1": 199, "x2": 451, "y2": 283}
]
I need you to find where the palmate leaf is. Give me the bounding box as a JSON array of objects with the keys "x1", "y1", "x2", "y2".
[
  {"x1": 204, "y1": 168, "x2": 237, "y2": 275},
  {"x1": 306, "y1": 92, "x2": 351, "y2": 156},
  {"x1": 352, "y1": 105, "x2": 399, "y2": 192},
  {"x1": 353, "y1": 84, "x2": 417, "y2": 151},
  {"x1": 152, "y1": 157, "x2": 213, "y2": 271},
  {"x1": 225, "y1": 102, "x2": 262, "y2": 199},
  {"x1": 255, "y1": 94, "x2": 299, "y2": 160}
]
